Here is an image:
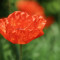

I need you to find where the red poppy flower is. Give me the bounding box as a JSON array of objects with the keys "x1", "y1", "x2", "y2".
[
  {"x1": 0, "y1": 11, "x2": 46, "y2": 44},
  {"x1": 16, "y1": 1, "x2": 45, "y2": 17},
  {"x1": 46, "y1": 16, "x2": 54, "y2": 28},
  {"x1": 16, "y1": 1, "x2": 55, "y2": 27}
]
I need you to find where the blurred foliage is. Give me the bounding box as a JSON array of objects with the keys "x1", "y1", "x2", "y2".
[
  {"x1": 0, "y1": 0, "x2": 60, "y2": 60},
  {"x1": 0, "y1": 0, "x2": 9, "y2": 18},
  {"x1": 0, "y1": 35, "x2": 19, "y2": 60}
]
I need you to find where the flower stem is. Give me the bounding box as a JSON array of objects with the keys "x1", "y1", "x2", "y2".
[{"x1": 20, "y1": 44, "x2": 22, "y2": 60}]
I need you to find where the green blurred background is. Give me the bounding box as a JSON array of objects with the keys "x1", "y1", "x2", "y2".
[{"x1": 0, "y1": 0, "x2": 60, "y2": 60}]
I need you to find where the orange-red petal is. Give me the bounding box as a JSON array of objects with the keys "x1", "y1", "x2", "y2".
[
  {"x1": 16, "y1": 1, "x2": 45, "y2": 17},
  {"x1": 46, "y1": 16, "x2": 55, "y2": 28},
  {"x1": 0, "y1": 11, "x2": 46, "y2": 44}
]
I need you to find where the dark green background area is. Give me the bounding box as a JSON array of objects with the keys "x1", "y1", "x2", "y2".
[{"x1": 0, "y1": 0, "x2": 60, "y2": 60}]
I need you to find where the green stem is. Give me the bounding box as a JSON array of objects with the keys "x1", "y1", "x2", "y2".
[{"x1": 20, "y1": 44, "x2": 22, "y2": 60}]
